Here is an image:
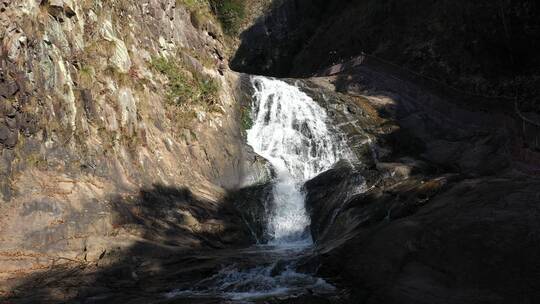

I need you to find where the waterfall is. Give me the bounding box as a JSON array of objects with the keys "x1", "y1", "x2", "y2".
[
  {"x1": 166, "y1": 76, "x2": 351, "y2": 301},
  {"x1": 247, "y1": 76, "x2": 351, "y2": 244}
]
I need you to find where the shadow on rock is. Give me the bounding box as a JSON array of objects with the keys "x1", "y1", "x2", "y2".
[
  {"x1": 0, "y1": 184, "x2": 263, "y2": 303},
  {"x1": 304, "y1": 153, "x2": 540, "y2": 304},
  {"x1": 293, "y1": 50, "x2": 540, "y2": 303}
]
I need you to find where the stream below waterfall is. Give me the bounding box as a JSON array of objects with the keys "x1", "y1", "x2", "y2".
[{"x1": 165, "y1": 76, "x2": 352, "y2": 303}]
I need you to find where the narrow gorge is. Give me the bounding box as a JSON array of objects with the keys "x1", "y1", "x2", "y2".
[{"x1": 1, "y1": 0, "x2": 539, "y2": 303}]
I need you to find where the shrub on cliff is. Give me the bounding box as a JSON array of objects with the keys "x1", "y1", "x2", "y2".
[
  {"x1": 208, "y1": 0, "x2": 246, "y2": 35},
  {"x1": 150, "y1": 56, "x2": 219, "y2": 107}
]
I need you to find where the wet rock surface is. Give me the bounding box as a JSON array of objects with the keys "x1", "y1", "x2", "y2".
[
  {"x1": 232, "y1": 181, "x2": 274, "y2": 244},
  {"x1": 2, "y1": 244, "x2": 347, "y2": 304},
  {"x1": 299, "y1": 63, "x2": 540, "y2": 303},
  {"x1": 307, "y1": 163, "x2": 540, "y2": 304},
  {"x1": 2, "y1": 187, "x2": 320, "y2": 304}
]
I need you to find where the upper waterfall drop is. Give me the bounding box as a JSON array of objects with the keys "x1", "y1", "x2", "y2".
[{"x1": 247, "y1": 76, "x2": 352, "y2": 244}]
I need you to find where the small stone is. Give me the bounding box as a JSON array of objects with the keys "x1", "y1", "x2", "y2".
[
  {"x1": 101, "y1": 20, "x2": 132, "y2": 73},
  {"x1": 49, "y1": 0, "x2": 63, "y2": 8},
  {"x1": 81, "y1": 89, "x2": 97, "y2": 120},
  {"x1": 0, "y1": 125, "x2": 9, "y2": 142},
  {"x1": 118, "y1": 88, "x2": 137, "y2": 132},
  {"x1": 0, "y1": 81, "x2": 19, "y2": 98},
  {"x1": 6, "y1": 117, "x2": 17, "y2": 130},
  {"x1": 47, "y1": 0, "x2": 64, "y2": 17},
  {"x1": 63, "y1": 0, "x2": 76, "y2": 17},
  {"x1": 4, "y1": 129, "x2": 18, "y2": 148},
  {"x1": 178, "y1": 210, "x2": 199, "y2": 227}
]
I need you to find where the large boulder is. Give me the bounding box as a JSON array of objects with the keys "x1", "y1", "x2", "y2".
[
  {"x1": 297, "y1": 53, "x2": 540, "y2": 303},
  {"x1": 306, "y1": 170, "x2": 540, "y2": 304}
]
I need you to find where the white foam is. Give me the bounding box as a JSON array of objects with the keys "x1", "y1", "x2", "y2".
[
  {"x1": 247, "y1": 76, "x2": 351, "y2": 244},
  {"x1": 165, "y1": 262, "x2": 336, "y2": 301}
]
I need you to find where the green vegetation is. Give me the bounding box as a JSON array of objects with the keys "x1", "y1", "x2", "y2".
[
  {"x1": 208, "y1": 0, "x2": 246, "y2": 35},
  {"x1": 181, "y1": 47, "x2": 216, "y2": 69},
  {"x1": 150, "y1": 56, "x2": 219, "y2": 107},
  {"x1": 241, "y1": 105, "x2": 253, "y2": 131},
  {"x1": 177, "y1": 0, "x2": 207, "y2": 11},
  {"x1": 78, "y1": 65, "x2": 95, "y2": 88},
  {"x1": 177, "y1": 0, "x2": 248, "y2": 36},
  {"x1": 26, "y1": 152, "x2": 47, "y2": 169},
  {"x1": 177, "y1": 0, "x2": 214, "y2": 31}
]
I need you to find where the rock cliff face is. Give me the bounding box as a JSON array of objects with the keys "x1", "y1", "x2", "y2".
[
  {"x1": 232, "y1": 0, "x2": 540, "y2": 108},
  {"x1": 0, "y1": 0, "x2": 266, "y2": 287},
  {"x1": 296, "y1": 62, "x2": 540, "y2": 303}
]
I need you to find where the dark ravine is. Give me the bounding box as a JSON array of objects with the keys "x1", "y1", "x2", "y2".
[{"x1": 232, "y1": 0, "x2": 540, "y2": 110}]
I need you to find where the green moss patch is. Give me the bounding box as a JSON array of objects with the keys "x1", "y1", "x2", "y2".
[
  {"x1": 241, "y1": 105, "x2": 253, "y2": 131},
  {"x1": 150, "y1": 56, "x2": 219, "y2": 107}
]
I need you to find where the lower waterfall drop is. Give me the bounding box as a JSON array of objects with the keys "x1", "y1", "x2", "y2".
[{"x1": 247, "y1": 76, "x2": 351, "y2": 245}]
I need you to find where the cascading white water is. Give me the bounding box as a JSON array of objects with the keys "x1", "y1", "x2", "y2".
[
  {"x1": 166, "y1": 76, "x2": 353, "y2": 302},
  {"x1": 247, "y1": 76, "x2": 351, "y2": 244}
]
